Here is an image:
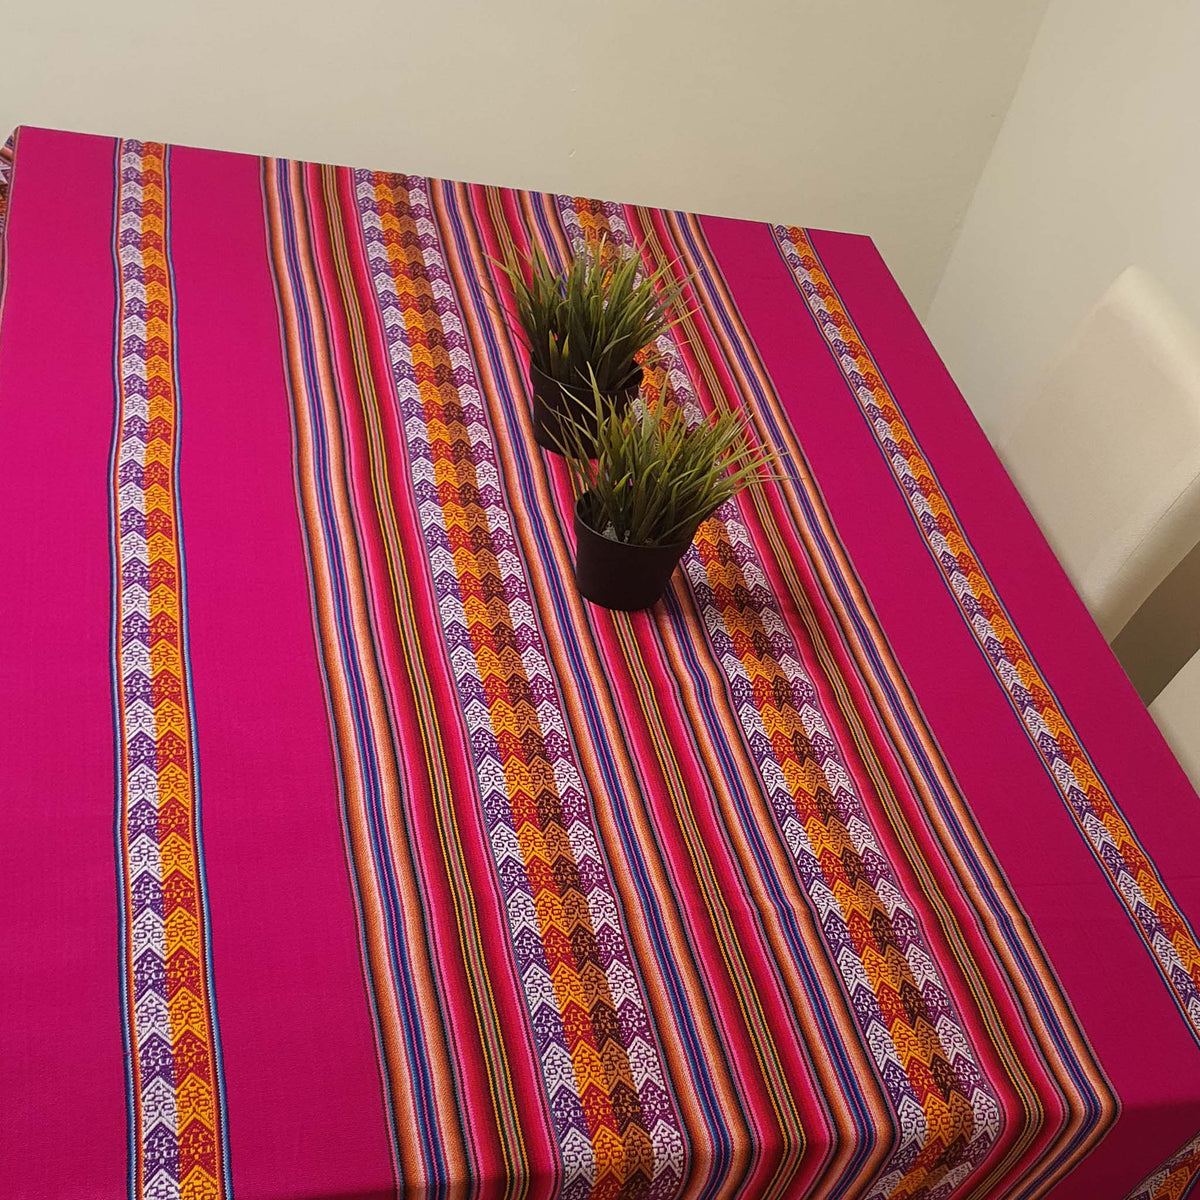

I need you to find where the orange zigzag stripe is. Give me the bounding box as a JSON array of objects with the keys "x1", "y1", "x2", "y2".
[
  {"x1": 372, "y1": 174, "x2": 654, "y2": 1195},
  {"x1": 114, "y1": 140, "x2": 226, "y2": 1200}
]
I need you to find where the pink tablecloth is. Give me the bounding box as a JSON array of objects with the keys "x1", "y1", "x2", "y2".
[{"x1": 2, "y1": 125, "x2": 1199, "y2": 1200}]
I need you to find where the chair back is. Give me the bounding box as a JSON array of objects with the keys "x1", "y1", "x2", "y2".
[
  {"x1": 1000, "y1": 265, "x2": 1200, "y2": 640},
  {"x1": 1151, "y1": 648, "x2": 1200, "y2": 794}
]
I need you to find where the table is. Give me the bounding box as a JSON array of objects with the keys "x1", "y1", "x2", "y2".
[{"x1": 2, "y1": 125, "x2": 1199, "y2": 1200}]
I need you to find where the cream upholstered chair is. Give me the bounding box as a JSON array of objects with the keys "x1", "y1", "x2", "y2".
[
  {"x1": 1151, "y1": 649, "x2": 1200, "y2": 792},
  {"x1": 999, "y1": 266, "x2": 1200, "y2": 642}
]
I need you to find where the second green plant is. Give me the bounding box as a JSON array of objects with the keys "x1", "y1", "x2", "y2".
[{"x1": 559, "y1": 381, "x2": 780, "y2": 610}]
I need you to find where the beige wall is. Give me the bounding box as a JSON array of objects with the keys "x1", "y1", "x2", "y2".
[
  {"x1": 927, "y1": 0, "x2": 1200, "y2": 438},
  {"x1": 0, "y1": 0, "x2": 1047, "y2": 313}
]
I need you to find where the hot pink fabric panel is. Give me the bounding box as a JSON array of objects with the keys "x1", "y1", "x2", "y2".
[
  {"x1": 168, "y1": 144, "x2": 395, "y2": 1199},
  {"x1": 0, "y1": 127, "x2": 128, "y2": 1196}
]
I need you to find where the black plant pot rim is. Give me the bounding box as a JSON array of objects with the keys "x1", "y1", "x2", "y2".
[{"x1": 573, "y1": 497, "x2": 693, "y2": 556}]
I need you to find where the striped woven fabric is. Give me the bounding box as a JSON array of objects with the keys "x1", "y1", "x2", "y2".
[{"x1": 2, "y1": 126, "x2": 1200, "y2": 1200}]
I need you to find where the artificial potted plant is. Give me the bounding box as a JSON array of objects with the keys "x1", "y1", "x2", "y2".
[
  {"x1": 495, "y1": 237, "x2": 685, "y2": 451},
  {"x1": 557, "y1": 381, "x2": 779, "y2": 611}
]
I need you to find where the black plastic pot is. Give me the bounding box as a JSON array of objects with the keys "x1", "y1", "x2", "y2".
[
  {"x1": 529, "y1": 363, "x2": 641, "y2": 453},
  {"x1": 573, "y1": 495, "x2": 695, "y2": 611}
]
